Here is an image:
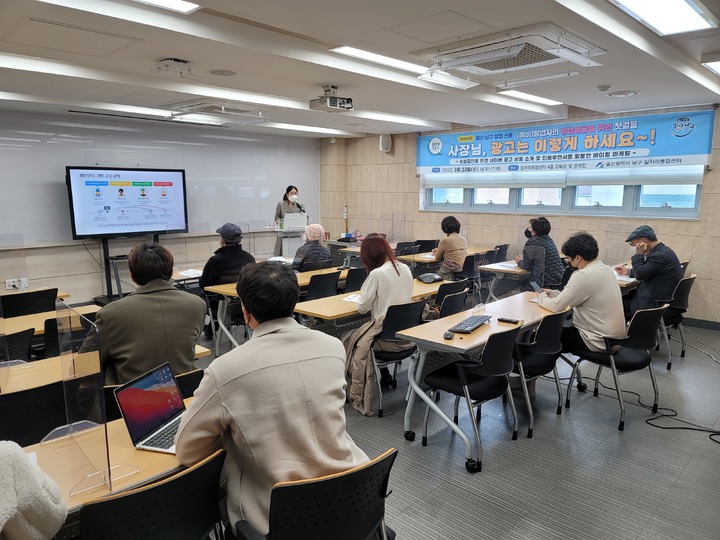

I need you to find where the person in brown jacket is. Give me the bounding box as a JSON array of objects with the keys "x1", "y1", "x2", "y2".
[{"x1": 433, "y1": 215, "x2": 468, "y2": 280}]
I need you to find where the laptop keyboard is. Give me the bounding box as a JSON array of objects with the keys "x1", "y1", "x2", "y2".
[
  {"x1": 143, "y1": 418, "x2": 181, "y2": 450},
  {"x1": 448, "y1": 314, "x2": 492, "y2": 334}
]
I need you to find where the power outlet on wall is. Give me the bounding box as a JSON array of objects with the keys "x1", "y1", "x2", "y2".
[
  {"x1": 20, "y1": 278, "x2": 29, "y2": 288},
  {"x1": 5, "y1": 279, "x2": 18, "y2": 290}
]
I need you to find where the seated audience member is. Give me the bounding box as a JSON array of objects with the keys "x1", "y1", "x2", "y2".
[
  {"x1": 432, "y1": 215, "x2": 468, "y2": 280},
  {"x1": 515, "y1": 217, "x2": 564, "y2": 289},
  {"x1": 291, "y1": 223, "x2": 330, "y2": 271},
  {"x1": 614, "y1": 225, "x2": 682, "y2": 317},
  {"x1": 343, "y1": 233, "x2": 414, "y2": 415},
  {"x1": 537, "y1": 232, "x2": 626, "y2": 354},
  {"x1": 175, "y1": 262, "x2": 368, "y2": 538},
  {"x1": 0, "y1": 440, "x2": 68, "y2": 539},
  {"x1": 199, "y1": 223, "x2": 256, "y2": 338},
  {"x1": 96, "y1": 242, "x2": 206, "y2": 384}
]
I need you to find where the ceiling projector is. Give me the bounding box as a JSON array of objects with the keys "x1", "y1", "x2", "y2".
[{"x1": 309, "y1": 85, "x2": 353, "y2": 112}]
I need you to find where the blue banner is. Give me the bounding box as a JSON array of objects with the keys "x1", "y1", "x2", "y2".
[{"x1": 417, "y1": 110, "x2": 715, "y2": 176}]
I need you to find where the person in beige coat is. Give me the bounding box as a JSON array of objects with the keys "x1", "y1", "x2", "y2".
[
  {"x1": 96, "y1": 242, "x2": 206, "y2": 384},
  {"x1": 175, "y1": 262, "x2": 368, "y2": 537},
  {"x1": 433, "y1": 215, "x2": 468, "y2": 280}
]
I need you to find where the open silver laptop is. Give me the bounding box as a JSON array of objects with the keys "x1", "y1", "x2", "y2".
[{"x1": 114, "y1": 362, "x2": 185, "y2": 454}]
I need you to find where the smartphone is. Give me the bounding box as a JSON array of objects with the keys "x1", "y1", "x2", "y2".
[{"x1": 529, "y1": 281, "x2": 543, "y2": 294}]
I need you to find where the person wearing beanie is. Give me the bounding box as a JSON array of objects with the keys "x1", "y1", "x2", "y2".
[
  {"x1": 200, "y1": 223, "x2": 256, "y2": 338},
  {"x1": 291, "y1": 223, "x2": 330, "y2": 271}
]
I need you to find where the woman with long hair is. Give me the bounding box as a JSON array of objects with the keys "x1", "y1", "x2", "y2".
[{"x1": 344, "y1": 233, "x2": 413, "y2": 415}]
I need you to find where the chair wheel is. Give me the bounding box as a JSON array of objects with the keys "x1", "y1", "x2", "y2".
[
  {"x1": 403, "y1": 430, "x2": 415, "y2": 441},
  {"x1": 421, "y1": 436, "x2": 427, "y2": 446},
  {"x1": 390, "y1": 380, "x2": 397, "y2": 389},
  {"x1": 435, "y1": 392, "x2": 441, "y2": 402},
  {"x1": 577, "y1": 382, "x2": 587, "y2": 392},
  {"x1": 465, "y1": 459, "x2": 481, "y2": 473}
]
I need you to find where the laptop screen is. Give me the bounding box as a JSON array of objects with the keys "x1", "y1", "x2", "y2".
[{"x1": 113, "y1": 363, "x2": 185, "y2": 445}]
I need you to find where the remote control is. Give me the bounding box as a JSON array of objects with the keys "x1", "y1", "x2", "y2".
[{"x1": 497, "y1": 317, "x2": 520, "y2": 324}]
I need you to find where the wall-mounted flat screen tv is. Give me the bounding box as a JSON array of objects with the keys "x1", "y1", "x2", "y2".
[{"x1": 66, "y1": 166, "x2": 189, "y2": 240}]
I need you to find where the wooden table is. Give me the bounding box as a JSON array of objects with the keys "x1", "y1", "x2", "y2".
[
  {"x1": 293, "y1": 279, "x2": 452, "y2": 321},
  {"x1": 0, "y1": 344, "x2": 211, "y2": 394},
  {"x1": 0, "y1": 287, "x2": 70, "y2": 299},
  {"x1": 397, "y1": 292, "x2": 552, "y2": 457},
  {"x1": 2, "y1": 304, "x2": 101, "y2": 336}
]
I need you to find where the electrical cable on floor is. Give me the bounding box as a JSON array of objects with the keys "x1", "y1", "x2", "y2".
[{"x1": 681, "y1": 327, "x2": 720, "y2": 365}]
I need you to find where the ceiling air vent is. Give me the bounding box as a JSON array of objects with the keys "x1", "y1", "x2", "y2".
[{"x1": 167, "y1": 100, "x2": 269, "y2": 125}]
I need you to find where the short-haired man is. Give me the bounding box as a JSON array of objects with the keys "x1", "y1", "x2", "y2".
[
  {"x1": 614, "y1": 225, "x2": 682, "y2": 316},
  {"x1": 537, "y1": 232, "x2": 626, "y2": 354},
  {"x1": 97, "y1": 242, "x2": 206, "y2": 384},
  {"x1": 175, "y1": 262, "x2": 368, "y2": 537},
  {"x1": 199, "y1": 223, "x2": 255, "y2": 338}
]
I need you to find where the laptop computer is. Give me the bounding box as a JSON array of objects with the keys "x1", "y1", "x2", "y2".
[{"x1": 114, "y1": 362, "x2": 186, "y2": 454}]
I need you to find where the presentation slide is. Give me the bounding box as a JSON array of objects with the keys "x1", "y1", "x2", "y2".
[{"x1": 67, "y1": 168, "x2": 187, "y2": 238}]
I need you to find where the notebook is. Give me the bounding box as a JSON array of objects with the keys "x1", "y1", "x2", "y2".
[{"x1": 114, "y1": 363, "x2": 186, "y2": 454}]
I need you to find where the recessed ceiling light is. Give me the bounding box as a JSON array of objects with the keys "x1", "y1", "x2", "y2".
[
  {"x1": 496, "y1": 71, "x2": 582, "y2": 89},
  {"x1": 210, "y1": 69, "x2": 237, "y2": 77},
  {"x1": 701, "y1": 52, "x2": 720, "y2": 76},
  {"x1": 418, "y1": 70, "x2": 479, "y2": 90},
  {"x1": 330, "y1": 46, "x2": 427, "y2": 74},
  {"x1": 607, "y1": 0, "x2": 718, "y2": 35},
  {"x1": 133, "y1": 0, "x2": 201, "y2": 14},
  {"x1": 498, "y1": 90, "x2": 564, "y2": 106},
  {"x1": 606, "y1": 90, "x2": 639, "y2": 97}
]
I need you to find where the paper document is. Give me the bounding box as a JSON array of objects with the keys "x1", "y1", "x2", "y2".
[
  {"x1": 268, "y1": 256, "x2": 293, "y2": 265},
  {"x1": 615, "y1": 275, "x2": 636, "y2": 282},
  {"x1": 496, "y1": 261, "x2": 519, "y2": 268},
  {"x1": 178, "y1": 269, "x2": 202, "y2": 278},
  {"x1": 343, "y1": 294, "x2": 361, "y2": 302},
  {"x1": 419, "y1": 253, "x2": 436, "y2": 260}
]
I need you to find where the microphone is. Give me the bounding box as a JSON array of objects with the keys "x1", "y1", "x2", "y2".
[{"x1": 296, "y1": 202, "x2": 305, "y2": 213}]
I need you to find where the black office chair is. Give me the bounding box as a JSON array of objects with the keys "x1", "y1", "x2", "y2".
[
  {"x1": 338, "y1": 267, "x2": 367, "y2": 293},
  {"x1": 371, "y1": 299, "x2": 426, "y2": 418},
  {"x1": 680, "y1": 259, "x2": 691, "y2": 276},
  {"x1": 394, "y1": 241, "x2": 416, "y2": 257},
  {"x1": 493, "y1": 243, "x2": 509, "y2": 263},
  {"x1": 176, "y1": 368, "x2": 205, "y2": 398},
  {"x1": 298, "y1": 258, "x2": 333, "y2": 272},
  {"x1": 437, "y1": 291, "x2": 468, "y2": 319},
  {"x1": 80, "y1": 449, "x2": 226, "y2": 540},
  {"x1": 547, "y1": 265, "x2": 574, "y2": 291},
  {"x1": 235, "y1": 448, "x2": 398, "y2": 540},
  {"x1": 302, "y1": 271, "x2": 341, "y2": 302},
  {"x1": 432, "y1": 279, "x2": 469, "y2": 311},
  {"x1": 512, "y1": 310, "x2": 568, "y2": 438},
  {"x1": 657, "y1": 274, "x2": 696, "y2": 370},
  {"x1": 421, "y1": 324, "x2": 522, "y2": 472},
  {"x1": 0, "y1": 288, "x2": 58, "y2": 318},
  {"x1": 0, "y1": 380, "x2": 67, "y2": 446},
  {"x1": 416, "y1": 239, "x2": 439, "y2": 253},
  {"x1": 453, "y1": 254, "x2": 481, "y2": 302},
  {"x1": 1, "y1": 328, "x2": 35, "y2": 361},
  {"x1": 563, "y1": 305, "x2": 668, "y2": 431}
]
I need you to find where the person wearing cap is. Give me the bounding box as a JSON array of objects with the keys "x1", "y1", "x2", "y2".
[
  {"x1": 614, "y1": 225, "x2": 682, "y2": 316},
  {"x1": 200, "y1": 223, "x2": 256, "y2": 338},
  {"x1": 291, "y1": 223, "x2": 330, "y2": 271}
]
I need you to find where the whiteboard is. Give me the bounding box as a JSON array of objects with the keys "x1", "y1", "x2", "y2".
[{"x1": 0, "y1": 110, "x2": 319, "y2": 246}]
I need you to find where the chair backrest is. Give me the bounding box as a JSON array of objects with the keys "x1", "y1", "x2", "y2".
[
  {"x1": 0, "y1": 289, "x2": 58, "y2": 318},
  {"x1": 0, "y1": 380, "x2": 67, "y2": 446},
  {"x1": 470, "y1": 325, "x2": 523, "y2": 377},
  {"x1": 479, "y1": 248, "x2": 499, "y2": 266},
  {"x1": 265, "y1": 448, "x2": 398, "y2": 540},
  {"x1": 680, "y1": 260, "x2": 691, "y2": 276},
  {"x1": 616, "y1": 305, "x2": 668, "y2": 351},
  {"x1": 669, "y1": 274, "x2": 696, "y2": 311},
  {"x1": 521, "y1": 310, "x2": 567, "y2": 356},
  {"x1": 394, "y1": 241, "x2": 416, "y2": 257},
  {"x1": 342, "y1": 267, "x2": 368, "y2": 293},
  {"x1": 493, "y1": 244, "x2": 509, "y2": 262},
  {"x1": 80, "y1": 449, "x2": 226, "y2": 540},
  {"x1": 176, "y1": 369, "x2": 204, "y2": 398},
  {"x1": 416, "y1": 239, "x2": 439, "y2": 253},
  {"x1": 377, "y1": 299, "x2": 427, "y2": 341},
  {"x1": 305, "y1": 271, "x2": 341, "y2": 301},
  {"x1": 2, "y1": 328, "x2": 35, "y2": 361},
  {"x1": 560, "y1": 266, "x2": 574, "y2": 288},
  {"x1": 401, "y1": 245, "x2": 420, "y2": 256},
  {"x1": 438, "y1": 291, "x2": 467, "y2": 319},
  {"x1": 458, "y1": 253, "x2": 479, "y2": 277},
  {"x1": 299, "y1": 258, "x2": 333, "y2": 272},
  {"x1": 433, "y1": 279, "x2": 469, "y2": 308}
]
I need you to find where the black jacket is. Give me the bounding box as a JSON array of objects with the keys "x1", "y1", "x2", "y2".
[
  {"x1": 629, "y1": 242, "x2": 682, "y2": 313},
  {"x1": 199, "y1": 244, "x2": 255, "y2": 289},
  {"x1": 291, "y1": 241, "x2": 330, "y2": 271}
]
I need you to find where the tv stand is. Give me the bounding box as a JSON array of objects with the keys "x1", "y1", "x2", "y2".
[{"x1": 93, "y1": 235, "x2": 160, "y2": 306}]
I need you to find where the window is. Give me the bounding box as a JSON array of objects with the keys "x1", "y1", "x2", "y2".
[
  {"x1": 431, "y1": 188, "x2": 463, "y2": 204},
  {"x1": 520, "y1": 187, "x2": 562, "y2": 207},
  {"x1": 638, "y1": 184, "x2": 697, "y2": 209},
  {"x1": 473, "y1": 187, "x2": 509, "y2": 205},
  {"x1": 574, "y1": 185, "x2": 624, "y2": 207}
]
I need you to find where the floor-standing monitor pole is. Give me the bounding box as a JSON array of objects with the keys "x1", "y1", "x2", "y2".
[
  {"x1": 102, "y1": 238, "x2": 112, "y2": 299},
  {"x1": 153, "y1": 234, "x2": 159, "y2": 243}
]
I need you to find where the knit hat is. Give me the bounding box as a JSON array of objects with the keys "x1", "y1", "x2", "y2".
[{"x1": 304, "y1": 223, "x2": 325, "y2": 242}]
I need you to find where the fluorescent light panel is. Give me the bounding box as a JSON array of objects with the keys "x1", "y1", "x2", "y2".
[
  {"x1": 547, "y1": 48, "x2": 602, "y2": 67},
  {"x1": 701, "y1": 52, "x2": 720, "y2": 76},
  {"x1": 330, "y1": 46, "x2": 427, "y2": 74},
  {"x1": 496, "y1": 71, "x2": 581, "y2": 89},
  {"x1": 418, "y1": 71, "x2": 479, "y2": 90},
  {"x1": 608, "y1": 0, "x2": 718, "y2": 35},
  {"x1": 133, "y1": 0, "x2": 200, "y2": 14},
  {"x1": 498, "y1": 90, "x2": 563, "y2": 106}
]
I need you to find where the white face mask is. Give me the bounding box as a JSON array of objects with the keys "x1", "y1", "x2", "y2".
[{"x1": 289, "y1": 194, "x2": 298, "y2": 202}]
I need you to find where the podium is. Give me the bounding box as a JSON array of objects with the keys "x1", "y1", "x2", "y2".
[{"x1": 279, "y1": 212, "x2": 306, "y2": 256}]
